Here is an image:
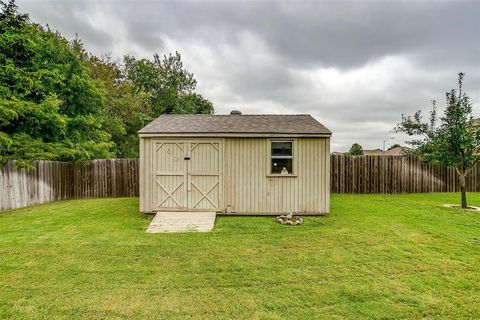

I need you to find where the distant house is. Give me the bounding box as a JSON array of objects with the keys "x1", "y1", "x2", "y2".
[
  {"x1": 382, "y1": 146, "x2": 411, "y2": 156},
  {"x1": 363, "y1": 149, "x2": 383, "y2": 156},
  {"x1": 362, "y1": 146, "x2": 411, "y2": 156},
  {"x1": 473, "y1": 118, "x2": 480, "y2": 128}
]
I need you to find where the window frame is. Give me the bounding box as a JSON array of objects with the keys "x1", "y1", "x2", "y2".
[{"x1": 269, "y1": 140, "x2": 295, "y2": 175}]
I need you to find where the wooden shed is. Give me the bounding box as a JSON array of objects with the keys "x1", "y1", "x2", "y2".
[{"x1": 138, "y1": 113, "x2": 332, "y2": 215}]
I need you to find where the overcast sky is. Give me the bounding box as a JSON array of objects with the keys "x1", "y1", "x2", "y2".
[{"x1": 18, "y1": 0, "x2": 480, "y2": 152}]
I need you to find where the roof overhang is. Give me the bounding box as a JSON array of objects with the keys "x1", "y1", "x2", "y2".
[{"x1": 138, "y1": 132, "x2": 332, "y2": 138}]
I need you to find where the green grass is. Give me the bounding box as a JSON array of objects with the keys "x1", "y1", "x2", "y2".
[{"x1": 1, "y1": 194, "x2": 480, "y2": 319}]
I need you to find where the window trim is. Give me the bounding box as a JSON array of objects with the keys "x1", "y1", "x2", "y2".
[{"x1": 269, "y1": 140, "x2": 295, "y2": 175}]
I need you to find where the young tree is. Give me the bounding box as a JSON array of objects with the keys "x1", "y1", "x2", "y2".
[
  {"x1": 347, "y1": 143, "x2": 364, "y2": 155},
  {"x1": 396, "y1": 73, "x2": 480, "y2": 208}
]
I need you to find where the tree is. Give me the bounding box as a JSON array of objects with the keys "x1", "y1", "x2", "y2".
[
  {"x1": 85, "y1": 51, "x2": 214, "y2": 157},
  {"x1": 0, "y1": 0, "x2": 114, "y2": 164},
  {"x1": 347, "y1": 143, "x2": 364, "y2": 155},
  {"x1": 124, "y1": 52, "x2": 213, "y2": 116},
  {"x1": 81, "y1": 52, "x2": 151, "y2": 158},
  {"x1": 396, "y1": 73, "x2": 479, "y2": 208},
  {"x1": 388, "y1": 143, "x2": 401, "y2": 150},
  {"x1": 1, "y1": 0, "x2": 215, "y2": 163}
]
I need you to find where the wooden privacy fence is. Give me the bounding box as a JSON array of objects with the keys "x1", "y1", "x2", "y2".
[
  {"x1": 0, "y1": 159, "x2": 139, "y2": 211},
  {"x1": 1, "y1": 156, "x2": 480, "y2": 212},
  {"x1": 330, "y1": 155, "x2": 479, "y2": 194}
]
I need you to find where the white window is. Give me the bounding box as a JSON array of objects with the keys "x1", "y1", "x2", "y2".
[{"x1": 271, "y1": 141, "x2": 293, "y2": 174}]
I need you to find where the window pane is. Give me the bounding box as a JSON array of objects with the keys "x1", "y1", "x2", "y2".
[
  {"x1": 271, "y1": 158, "x2": 293, "y2": 174},
  {"x1": 271, "y1": 141, "x2": 292, "y2": 157}
]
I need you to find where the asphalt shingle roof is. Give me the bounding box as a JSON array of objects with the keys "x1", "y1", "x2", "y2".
[{"x1": 139, "y1": 114, "x2": 331, "y2": 135}]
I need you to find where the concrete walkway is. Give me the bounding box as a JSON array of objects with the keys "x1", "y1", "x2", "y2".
[{"x1": 147, "y1": 211, "x2": 216, "y2": 233}]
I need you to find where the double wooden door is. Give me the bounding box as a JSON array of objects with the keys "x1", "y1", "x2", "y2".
[{"x1": 152, "y1": 140, "x2": 222, "y2": 211}]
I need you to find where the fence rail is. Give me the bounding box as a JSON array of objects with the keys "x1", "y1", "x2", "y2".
[{"x1": 1, "y1": 156, "x2": 479, "y2": 212}]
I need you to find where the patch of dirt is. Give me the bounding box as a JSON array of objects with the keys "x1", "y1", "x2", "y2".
[{"x1": 442, "y1": 204, "x2": 480, "y2": 211}]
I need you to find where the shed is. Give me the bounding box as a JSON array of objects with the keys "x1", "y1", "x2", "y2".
[{"x1": 138, "y1": 113, "x2": 332, "y2": 215}]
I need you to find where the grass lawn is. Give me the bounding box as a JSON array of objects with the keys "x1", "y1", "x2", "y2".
[{"x1": 1, "y1": 194, "x2": 480, "y2": 319}]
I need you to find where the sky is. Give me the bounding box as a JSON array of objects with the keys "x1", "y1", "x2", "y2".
[{"x1": 17, "y1": 0, "x2": 480, "y2": 152}]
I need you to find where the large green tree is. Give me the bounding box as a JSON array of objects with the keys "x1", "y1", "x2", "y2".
[
  {"x1": 0, "y1": 0, "x2": 113, "y2": 164},
  {"x1": 78, "y1": 48, "x2": 151, "y2": 158},
  {"x1": 124, "y1": 52, "x2": 213, "y2": 115},
  {"x1": 396, "y1": 73, "x2": 480, "y2": 208},
  {"x1": 1, "y1": 0, "x2": 215, "y2": 162},
  {"x1": 83, "y1": 50, "x2": 213, "y2": 157}
]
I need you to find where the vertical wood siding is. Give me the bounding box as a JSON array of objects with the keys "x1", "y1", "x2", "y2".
[{"x1": 223, "y1": 137, "x2": 330, "y2": 214}]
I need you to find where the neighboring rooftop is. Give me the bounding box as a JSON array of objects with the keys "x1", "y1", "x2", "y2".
[
  {"x1": 363, "y1": 149, "x2": 384, "y2": 156},
  {"x1": 139, "y1": 114, "x2": 332, "y2": 135},
  {"x1": 382, "y1": 146, "x2": 411, "y2": 156},
  {"x1": 361, "y1": 146, "x2": 411, "y2": 156},
  {"x1": 473, "y1": 117, "x2": 480, "y2": 127}
]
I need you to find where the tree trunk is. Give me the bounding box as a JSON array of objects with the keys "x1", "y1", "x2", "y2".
[{"x1": 459, "y1": 172, "x2": 467, "y2": 208}]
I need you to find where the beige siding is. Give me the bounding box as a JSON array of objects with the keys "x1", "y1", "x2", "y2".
[
  {"x1": 223, "y1": 137, "x2": 330, "y2": 214},
  {"x1": 139, "y1": 136, "x2": 149, "y2": 212},
  {"x1": 139, "y1": 136, "x2": 330, "y2": 214}
]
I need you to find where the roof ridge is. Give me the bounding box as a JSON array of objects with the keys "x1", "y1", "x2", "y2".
[{"x1": 159, "y1": 114, "x2": 313, "y2": 116}]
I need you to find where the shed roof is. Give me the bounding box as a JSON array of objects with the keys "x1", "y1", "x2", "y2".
[{"x1": 139, "y1": 114, "x2": 331, "y2": 135}]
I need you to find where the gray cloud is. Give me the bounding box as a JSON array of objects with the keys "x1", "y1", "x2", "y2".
[
  {"x1": 107, "y1": 0, "x2": 480, "y2": 69},
  {"x1": 18, "y1": 0, "x2": 480, "y2": 151}
]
